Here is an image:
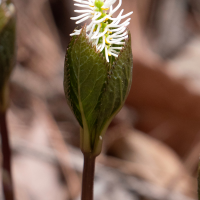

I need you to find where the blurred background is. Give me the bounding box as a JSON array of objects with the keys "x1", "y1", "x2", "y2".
[{"x1": 3, "y1": 0, "x2": 200, "y2": 199}]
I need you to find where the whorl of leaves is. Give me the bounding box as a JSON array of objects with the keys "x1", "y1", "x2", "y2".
[{"x1": 64, "y1": 26, "x2": 133, "y2": 155}]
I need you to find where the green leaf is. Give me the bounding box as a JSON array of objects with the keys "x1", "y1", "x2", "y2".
[
  {"x1": 64, "y1": 27, "x2": 109, "y2": 152},
  {"x1": 0, "y1": 2, "x2": 16, "y2": 112},
  {"x1": 64, "y1": 27, "x2": 133, "y2": 155},
  {"x1": 93, "y1": 31, "x2": 133, "y2": 155}
]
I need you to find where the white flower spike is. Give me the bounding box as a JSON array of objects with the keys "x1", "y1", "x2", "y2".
[{"x1": 70, "y1": 0, "x2": 133, "y2": 63}]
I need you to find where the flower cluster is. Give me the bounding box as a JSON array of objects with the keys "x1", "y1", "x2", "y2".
[{"x1": 70, "y1": 0, "x2": 133, "y2": 62}]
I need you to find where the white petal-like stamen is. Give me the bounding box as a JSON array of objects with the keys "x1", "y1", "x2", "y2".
[
  {"x1": 112, "y1": 33, "x2": 128, "y2": 39},
  {"x1": 76, "y1": 16, "x2": 91, "y2": 24},
  {"x1": 92, "y1": 12, "x2": 102, "y2": 20},
  {"x1": 88, "y1": 23, "x2": 96, "y2": 38},
  {"x1": 103, "y1": 0, "x2": 117, "y2": 9},
  {"x1": 112, "y1": 9, "x2": 124, "y2": 24},
  {"x1": 105, "y1": 46, "x2": 109, "y2": 62},
  {"x1": 109, "y1": 11, "x2": 133, "y2": 21},
  {"x1": 99, "y1": 36, "x2": 106, "y2": 52},
  {"x1": 73, "y1": 0, "x2": 90, "y2": 5},
  {"x1": 110, "y1": 26, "x2": 126, "y2": 33},
  {"x1": 109, "y1": 5, "x2": 113, "y2": 15},
  {"x1": 110, "y1": 47, "x2": 123, "y2": 50},
  {"x1": 92, "y1": 27, "x2": 107, "y2": 39},
  {"x1": 74, "y1": 3, "x2": 93, "y2": 9},
  {"x1": 71, "y1": 13, "x2": 91, "y2": 20},
  {"x1": 70, "y1": 0, "x2": 133, "y2": 62},
  {"x1": 110, "y1": 0, "x2": 122, "y2": 15},
  {"x1": 92, "y1": 15, "x2": 110, "y2": 24},
  {"x1": 116, "y1": 42, "x2": 125, "y2": 44},
  {"x1": 112, "y1": 30, "x2": 127, "y2": 36},
  {"x1": 92, "y1": 24, "x2": 101, "y2": 38},
  {"x1": 75, "y1": 9, "x2": 94, "y2": 13},
  {"x1": 110, "y1": 52, "x2": 118, "y2": 57}
]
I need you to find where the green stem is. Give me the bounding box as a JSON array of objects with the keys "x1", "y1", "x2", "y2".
[
  {"x1": 81, "y1": 154, "x2": 96, "y2": 200},
  {"x1": 0, "y1": 111, "x2": 15, "y2": 200}
]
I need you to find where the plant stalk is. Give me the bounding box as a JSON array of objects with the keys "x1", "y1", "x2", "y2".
[
  {"x1": 81, "y1": 154, "x2": 96, "y2": 200},
  {"x1": 198, "y1": 159, "x2": 200, "y2": 200},
  {"x1": 0, "y1": 111, "x2": 15, "y2": 200}
]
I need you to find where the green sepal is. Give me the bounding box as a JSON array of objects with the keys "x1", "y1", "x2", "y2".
[
  {"x1": 0, "y1": 2, "x2": 16, "y2": 112},
  {"x1": 64, "y1": 26, "x2": 133, "y2": 155}
]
